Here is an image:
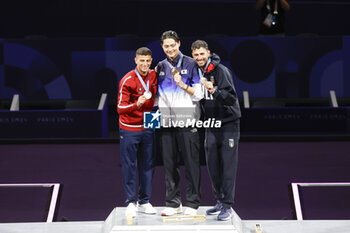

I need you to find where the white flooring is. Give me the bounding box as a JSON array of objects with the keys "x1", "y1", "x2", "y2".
[{"x1": 0, "y1": 206, "x2": 349, "y2": 233}]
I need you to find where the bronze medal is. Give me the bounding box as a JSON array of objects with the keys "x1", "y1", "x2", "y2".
[{"x1": 171, "y1": 67, "x2": 180, "y2": 76}]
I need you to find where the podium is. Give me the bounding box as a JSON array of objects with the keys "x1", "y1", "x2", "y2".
[{"x1": 102, "y1": 206, "x2": 244, "y2": 233}]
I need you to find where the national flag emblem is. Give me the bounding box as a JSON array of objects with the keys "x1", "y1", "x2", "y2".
[
  {"x1": 181, "y1": 69, "x2": 188, "y2": 74},
  {"x1": 229, "y1": 139, "x2": 234, "y2": 148}
]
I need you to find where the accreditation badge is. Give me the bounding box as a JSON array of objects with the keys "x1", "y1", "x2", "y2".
[{"x1": 263, "y1": 13, "x2": 273, "y2": 28}]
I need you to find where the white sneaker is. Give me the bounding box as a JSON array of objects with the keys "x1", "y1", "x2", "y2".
[
  {"x1": 184, "y1": 207, "x2": 197, "y2": 216},
  {"x1": 138, "y1": 203, "x2": 157, "y2": 215},
  {"x1": 161, "y1": 204, "x2": 183, "y2": 216},
  {"x1": 125, "y1": 203, "x2": 137, "y2": 218}
]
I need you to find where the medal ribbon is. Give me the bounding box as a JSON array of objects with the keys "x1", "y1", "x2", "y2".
[
  {"x1": 267, "y1": 0, "x2": 278, "y2": 14},
  {"x1": 135, "y1": 68, "x2": 149, "y2": 93},
  {"x1": 167, "y1": 52, "x2": 184, "y2": 70},
  {"x1": 198, "y1": 58, "x2": 212, "y2": 78}
]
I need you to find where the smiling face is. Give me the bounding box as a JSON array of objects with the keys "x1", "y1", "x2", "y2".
[
  {"x1": 192, "y1": 47, "x2": 210, "y2": 69},
  {"x1": 135, "y1": 54, "x2": 152, "y2": 76},
  {"x1": 161, "y1": 38, "x2": 180, "y2": 60}
]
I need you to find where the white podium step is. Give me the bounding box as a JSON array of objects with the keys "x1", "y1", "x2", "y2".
[{"x1": 102, "y1": 206, "x2": 243, "y2": 233}]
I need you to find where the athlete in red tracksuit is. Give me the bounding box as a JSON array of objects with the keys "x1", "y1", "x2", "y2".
[{"x1": 117, "y1": 47, "x2": 157, "y2": 217}]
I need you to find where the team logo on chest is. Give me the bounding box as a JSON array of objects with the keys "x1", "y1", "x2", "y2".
[
  {"x1": 137, "y1": 87, "x2": 143, "y2": 94},
  {"x1": 203, "y1": 75, "x2": 215, "y2": 100},
  {"x1": 210, "y1": 76, "x2": 215, "y2": 84}
]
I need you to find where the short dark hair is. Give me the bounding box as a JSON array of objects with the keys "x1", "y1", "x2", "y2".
[
  {"x1": 160, "y1": 30, "x2": 180, "y2": 44},
  {"x1": 191, "y1": 40, "x2": 209, "y2": 51},
  {"x1": 136, "y1": 47, "x2": 152, "y2": 56}
]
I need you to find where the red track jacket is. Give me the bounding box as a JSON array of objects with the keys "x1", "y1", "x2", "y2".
[{"x1": 117, "y1": 69, "x2": 157, "y2": 131}]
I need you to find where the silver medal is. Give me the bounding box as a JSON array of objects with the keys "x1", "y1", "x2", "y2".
[{"x1": 144, "y1": 91, "x2": 152, "y2": 99}]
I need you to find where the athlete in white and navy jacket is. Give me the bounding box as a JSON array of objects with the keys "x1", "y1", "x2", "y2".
[
  {"x1": 156, "y1": 51, "x2": 203, "y2": 127},
  {"x1": 156, "y1": 31, "x2": 204, "y2": 217}
]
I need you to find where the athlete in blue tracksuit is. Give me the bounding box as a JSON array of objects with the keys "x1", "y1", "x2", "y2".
[{"x1": 191, "y1": 40, "x2": 241, "y2": 221}]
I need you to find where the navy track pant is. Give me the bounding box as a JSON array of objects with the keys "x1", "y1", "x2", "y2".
[
  {"x1": 205, "y1": 119, "x2": 240, "y2": 207},
  {"x1": 119, "y1": 128, "x2": 155, "y2": 205}
]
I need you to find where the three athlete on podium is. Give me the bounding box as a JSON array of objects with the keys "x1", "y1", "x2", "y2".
[{"x1": 117, "y1": 31, "x2": 241, "y2": 221}]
